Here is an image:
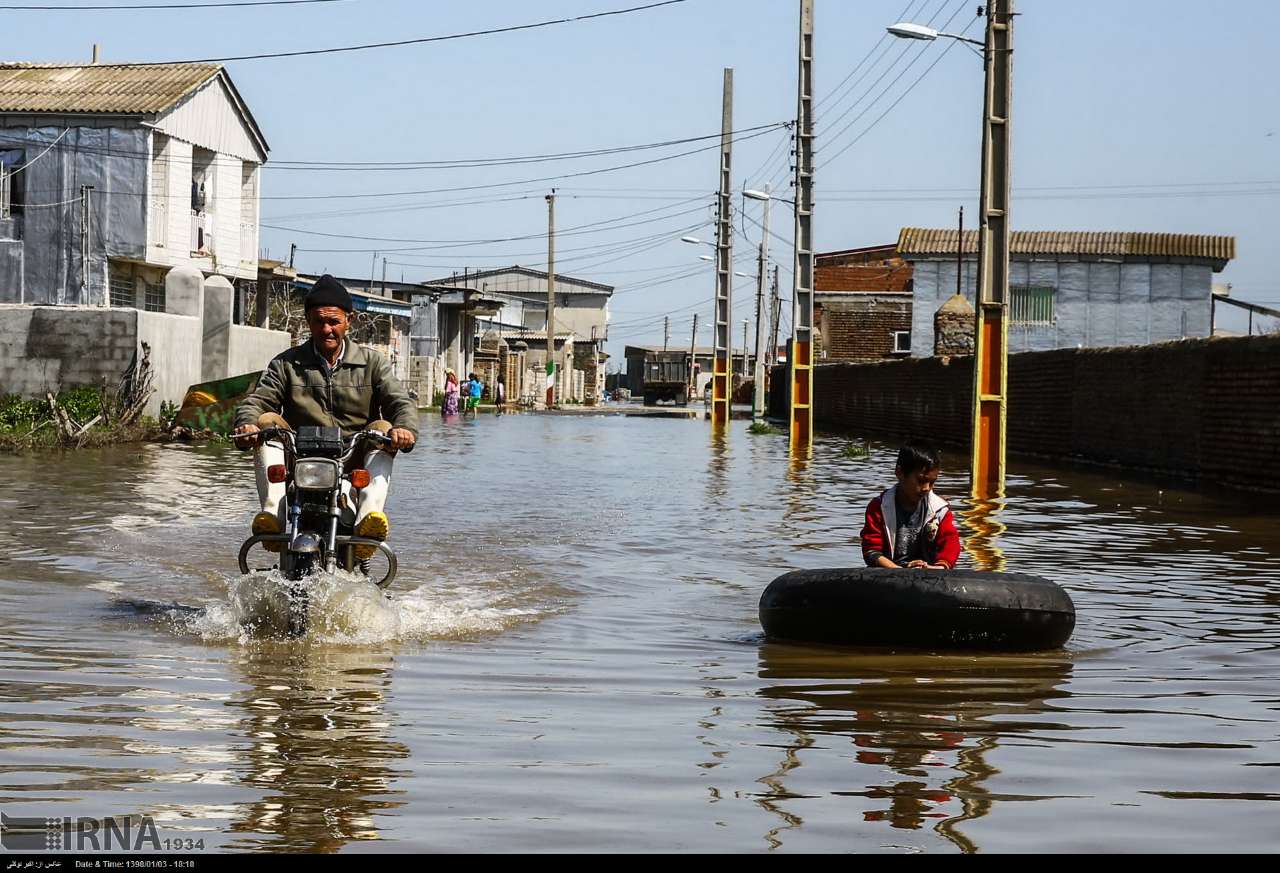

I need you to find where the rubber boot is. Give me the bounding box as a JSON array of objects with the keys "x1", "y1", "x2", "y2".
[
  {"x1": 353, "y1": 448, "x2": 394, "y2": 560},
  {"x1": 253, "y1": 438, "x2": 287, "y2": 552}
]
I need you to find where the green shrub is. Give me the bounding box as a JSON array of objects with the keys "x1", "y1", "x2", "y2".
[{"x1": 841, "y1": 441, "x2": 870, "y2": 460}]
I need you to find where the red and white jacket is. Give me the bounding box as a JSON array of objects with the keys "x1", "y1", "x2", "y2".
[{"x1": 860, "y1": 486, "x2": 962, "y2": 569}]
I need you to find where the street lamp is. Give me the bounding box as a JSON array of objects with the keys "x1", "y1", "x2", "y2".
[
  {"x1": 889, "y1": 3, "x2": 1013, "y2": 499},
  {"x1": 886, "y1": 21, "x2": 984, "y2": 47}
]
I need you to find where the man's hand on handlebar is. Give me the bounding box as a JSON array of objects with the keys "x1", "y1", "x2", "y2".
[
  {"x1": 232, "y1": 424, "x2": 260, "y2": 448},
  {"x1": 388, "y1": 427, "x2": 416, "y2": 452}
]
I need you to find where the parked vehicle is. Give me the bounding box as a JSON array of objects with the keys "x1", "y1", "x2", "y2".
[{"x1": 641, "y1": 351, "x2": 691, "y2": 406}]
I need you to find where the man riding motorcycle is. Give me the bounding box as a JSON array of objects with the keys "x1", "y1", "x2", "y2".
[{"x1": 233, "y1": 275, "x2": 418, "y2": 559}]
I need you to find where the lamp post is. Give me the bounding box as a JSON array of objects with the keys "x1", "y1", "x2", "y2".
[{"x1": 888, "y1": 1, "x2": 1013, "y2": 499}]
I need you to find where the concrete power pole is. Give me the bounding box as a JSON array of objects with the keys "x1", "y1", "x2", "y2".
[
  {"x1": 741, "y1": 320, "x2": 749, "y2": 380},
  {"x1": 769, "y1": 265, "x2": 781, "y2": 366},
  {"x1": 970, "y1": 0, "x2": 1014, "y2": 499},
  {"x1": 687, "y1": 313, "x2": 699, "y2": 399},
  {"x1": 546, "y1": 189, "x2": 557, "y2": 409},
  {"x1": 711, "y1": 67, "x2": 734, "y2": 428},
  {"x1": 790, "y1": 0, "x2": 815, "y2": 453},
  {"x1": 664, "y1": 315, "x2": 670, "y2": 351},
  {"x1": 751, "y1": 184, "x2": 771, "y2": 421}
]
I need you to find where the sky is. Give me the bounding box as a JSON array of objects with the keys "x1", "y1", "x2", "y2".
[{"x1": 11, "y1": 0, "x2": 1280, "y2": 357}]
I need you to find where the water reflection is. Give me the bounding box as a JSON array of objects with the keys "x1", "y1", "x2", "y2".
[
  {"x1": 224, "y1": 646, "x2": 409, "y2": 852},
  {"x1": 960, "y1": 498, "x2": 1008, "y2": 572},
  {"x1": 754, "y1": 642, "x2": 1072, "y2": 852}
]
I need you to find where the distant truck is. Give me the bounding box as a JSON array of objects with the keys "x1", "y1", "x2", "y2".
[{"x1": 640, "y1": 350, "x2": 690, "y2": 406}]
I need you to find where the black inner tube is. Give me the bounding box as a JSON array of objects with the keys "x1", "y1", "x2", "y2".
[{"x1": 759, "y1": 567, "x2": 1075, "y2": 652}]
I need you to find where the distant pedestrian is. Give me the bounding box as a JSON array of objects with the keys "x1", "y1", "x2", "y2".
[
  {"x1": 467, "y1": 372, "x2": 483, "y2": 414},
  {"x1": 495, "y1": 376, "x2": 507, "y2": 415},
  {"x1": 442, "y1": 369, "x2": 460, "y2": 417}
]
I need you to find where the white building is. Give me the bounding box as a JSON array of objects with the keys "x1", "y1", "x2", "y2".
[
  {"x1": 0, "y1": 62, "x2": 268, "y2": 306},
  {"x1": 0, "y1": 62, "x2": 285, "y2": 412}
]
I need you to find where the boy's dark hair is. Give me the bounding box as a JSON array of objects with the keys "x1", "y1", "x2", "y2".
[{"x1": 896, "y1": 442, "x2": 941, "y2": 475}]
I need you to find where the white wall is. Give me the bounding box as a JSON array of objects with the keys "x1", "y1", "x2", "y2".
[{"x1": 137, "y1": 309, "x2": 203, "y2": 414}]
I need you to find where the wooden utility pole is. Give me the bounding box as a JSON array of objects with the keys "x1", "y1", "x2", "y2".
[
  {"x1": 711, "y1": 68, "x2": 734, "y2": 428},
  {"x1": 546, "y1": 189, "x2": 557, "y2": 409},
  {"x1": 970, "y1": 0, "x2": 1014, "y2": 499},
  {"x1": 789, "y1": 0, "x2": 815, "y2": 453}
]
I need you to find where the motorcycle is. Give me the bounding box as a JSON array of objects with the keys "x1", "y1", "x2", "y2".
[{"x1": 237, "y1": 425, "x2": 405, "y2": 635}]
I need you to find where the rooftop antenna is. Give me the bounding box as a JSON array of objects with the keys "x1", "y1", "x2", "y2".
[{"x1": 91, "y1": 44, "x2": 100, "y2": 64}]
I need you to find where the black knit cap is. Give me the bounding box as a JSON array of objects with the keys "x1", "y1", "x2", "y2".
[{"x1": 305, "y1": 274, "x2": 353, "y2": 312}]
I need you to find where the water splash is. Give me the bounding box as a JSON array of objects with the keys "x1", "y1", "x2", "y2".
[{"x1": 157, "y1": 569, "x2": 549, "y2": 645}]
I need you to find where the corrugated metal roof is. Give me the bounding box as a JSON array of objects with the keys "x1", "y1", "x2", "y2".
[
  {"x1": 0, "y1": 63, "x2": 220, "y2": 114},
  {"x1": 897, "y1": 228, "x2": 1236, "y2": 261}
]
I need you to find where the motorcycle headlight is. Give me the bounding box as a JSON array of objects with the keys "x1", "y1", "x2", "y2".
[{"x1": 294, "y1": 459, "x2": 339, "y2": 490}]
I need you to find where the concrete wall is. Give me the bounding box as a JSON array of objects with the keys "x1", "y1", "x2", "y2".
[
  {"x1": 137, "y1": 309, "x2": 202, "y2": 414},
  {"x1": 202, "y1": 273, "x2": 288, "y2": 382},
  {"x1": 806, "y1": 334, "x2": 1280, "y2": 494},
  {"x1": 0, "y1": 304, "x2": 139, "y2": 398},
  {"x1": 909, "y1": 256, "x2": 1214, "y2": 357}
]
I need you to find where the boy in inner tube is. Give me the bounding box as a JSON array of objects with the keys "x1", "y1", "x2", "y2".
[{"x1": 861, "y1": 443, "x2": 962, "y2": 570}]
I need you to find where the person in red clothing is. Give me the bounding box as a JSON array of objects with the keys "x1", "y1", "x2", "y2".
[{"x1": 861, "y1": 443, "x2": 962, "y2": 570}]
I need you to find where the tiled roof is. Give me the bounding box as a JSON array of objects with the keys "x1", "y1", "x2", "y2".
[
  {"x1": 0, "y1": 63, "x2": 220, "y2": 114},
  {"x1": 898, "y1": 228, "x2": 1236, "y2": 261}
]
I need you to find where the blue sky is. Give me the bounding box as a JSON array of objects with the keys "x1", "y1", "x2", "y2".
[{"x1": 13, "y1": 0, "x2": 1280, "y2": 353}]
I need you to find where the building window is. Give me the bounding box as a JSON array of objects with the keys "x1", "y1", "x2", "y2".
[
  {"x1": 1011, "y1": 285, "x2": 1055, "y2": 325},
  {"x1": 891, "y1": 329, "x2": 911, "y2": 354},
  {"x1": 0, "y1": 150, "x2": 25, "y2": 226},
  {"x1": 144, "y1": 281, "x2": 166, "y2": 312},
  {"x1": 108, "y1": 262, "x2": 135, "y2": 305}
]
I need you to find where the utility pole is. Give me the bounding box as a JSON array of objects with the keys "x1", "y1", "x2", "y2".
[
  {"x1": 970, "y1": 0, "x2": 1014, "y2": 499},
  {"x1": 751, "y1": 184, "x2": 771, "y2": 421},
  {"x1": 790, "y1": 0, "x2": 815, "y2": 453},
  {"x1": 80, "y1": 185, "x2": 94, "y2": 303},
  {"x1": 768, "y1": 265, "x2": 781, "y2": 367},
  {"x1": 688, "y1": 313, "x2": 699, "y2": 399},
  {"x1": 663, "y1": 315, "x2": 670, "y2": 351},
  {"x1": 956, "y1": 205, "x2": 964, "y2": 298},
  {"x1": 711, "y1": 67, "x2": 734, "y2": 428},
  {"x1": 380, "y1": 257, "x2": 387, "y2": 296},
  {"x1": 546, "y1": 189, "x2": 557, "y2": 409},
  {"x1": 288, "y1": 242, "x2": 296, "y2": 269},
  {"x1": 741, "y1": 319, "x2": 749, "y2": 380}
]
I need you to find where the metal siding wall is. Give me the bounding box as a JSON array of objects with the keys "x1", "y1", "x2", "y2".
[
  {"x1": 1056, "y1": 260, "x2": 1089, "y2": 348},
  {"x1": 156, "y1": 78, "x2": 262, "y2": 162},
  {"x1": 909, "y1": 260, "x2": 939, "y2": 356},
  {"x1": 1088, "y1": 262, "x2": 1120, "y2": 347}
]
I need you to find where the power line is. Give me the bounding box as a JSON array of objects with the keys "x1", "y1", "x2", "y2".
[
  {"x1": 815, "y1": 0, "x2": 925, "y2": 109},
  {"x1": 2, "y1": 0, "x2": 351, "y2": 7},
  {"x1": 29, "y1": 0, "x2": 689, "y2": 67},
  {"x1": 819, "y1": 13, "x2": 977, "y2": 169},
  {"x1": 266, "y1": 196, "x2": 709, "y2": 245},
  {"x1": 817, "y1": 0, "x2": 967, "y2": 163}
]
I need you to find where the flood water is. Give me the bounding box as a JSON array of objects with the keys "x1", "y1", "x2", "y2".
[{"x1": 1, "y1": 413, "x2": 1278, "y2": 853}]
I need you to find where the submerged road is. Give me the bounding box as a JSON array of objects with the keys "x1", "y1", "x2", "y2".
[{"x1": 0, "y1": 414, "x2": 1277, "y2": 852}]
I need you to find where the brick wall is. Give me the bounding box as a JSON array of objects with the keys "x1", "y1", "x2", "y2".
[
  {"x1": 809, "y1": 334, "x2": 1280, "y2": 493},
  {"x1": 817, "y1": 295, "x2": 912, "y2": 362}
]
